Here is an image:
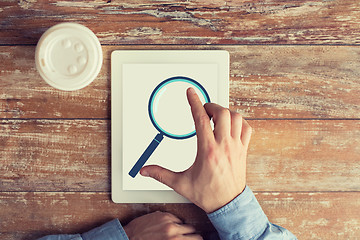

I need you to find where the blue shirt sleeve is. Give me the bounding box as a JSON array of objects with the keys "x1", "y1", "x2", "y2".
[
  {"x1": 207, "y1": 186, "x2": 297, "y2": 240},
  {"x1": 38, "y1": 187, "x2": 296, "y2": 240},
  {"x1": 37, "y1": 219, "x2": 129, "y2": 240}
]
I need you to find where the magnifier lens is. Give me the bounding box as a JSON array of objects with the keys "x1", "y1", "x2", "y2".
[
  {"x1": 129, "y1": 77, "x2": 210, "y2": 178},
  {"x1": 151, "y1": 81, "x2": 207, "y2": 138}
]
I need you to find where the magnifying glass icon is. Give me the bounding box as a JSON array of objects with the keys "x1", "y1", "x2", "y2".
[{"x1": 129, "y1": 76, "x2": 211, "y2": 178}]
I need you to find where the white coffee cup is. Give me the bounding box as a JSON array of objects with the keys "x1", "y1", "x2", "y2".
[{"x1": 35, "y1": 23, "x2": 103, "y2": 91}]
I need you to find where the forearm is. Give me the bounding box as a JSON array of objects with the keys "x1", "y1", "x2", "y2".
[{"x1": 207, "y1": 186, "x2": 297, "y2": 240}]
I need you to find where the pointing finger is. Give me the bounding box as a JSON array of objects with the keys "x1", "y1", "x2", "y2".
[{"x1": 186, "y1": 88, "x2": 214, "y2": 143}]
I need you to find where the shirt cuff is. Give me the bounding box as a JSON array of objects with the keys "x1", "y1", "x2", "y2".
[
  {"x1": 81, "y1": 219, "x2": 129, "y2": 240},
  {"x1": 207, "y1": 186, "x2": 268, "y2": 240}
]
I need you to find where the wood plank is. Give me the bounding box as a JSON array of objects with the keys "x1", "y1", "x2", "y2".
[
  {"x1": 0, "y1": 191, "x2": 359, "y2": 240},
  {"x1": 228, "y1": 46, "x2": 360, "y2": 118},
  {"x1": 1, "y1": 119, "x2": 359, "y2": 192},
  {"x1": 1, "y1": 0, "x2": 360, "y2": 45},
  {"x1": 1, "y1": 45, "x2": 360, "y2": 119},
  {"x1": 257, "y1": 191, "x2": 360, "y2": 240},
  {"x1": 0, "y1": 46, "x2": 110, "y2": 119},
  {"x1": 0, "y1": 192, "x2": 213, "y2": 240},
  {"x1": 247, "y1": 120, "x2": 360, "y2": 192},
  {"x1": 0, "y1": 120, "x2": 110, "y2": 191}
]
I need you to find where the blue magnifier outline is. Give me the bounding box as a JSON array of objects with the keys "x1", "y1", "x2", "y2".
[{"x1": 129, "y1": 76, "x2": 210, "y2": 178}]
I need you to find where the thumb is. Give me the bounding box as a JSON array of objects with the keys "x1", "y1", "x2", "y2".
[{"x1": 140, "y1": 165, "x2": 178, "y2": 189}]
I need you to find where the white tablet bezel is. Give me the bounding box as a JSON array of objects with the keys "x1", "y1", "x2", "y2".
[{"x1": 111, "y1": 50, "x2": 229, "y2": 203}]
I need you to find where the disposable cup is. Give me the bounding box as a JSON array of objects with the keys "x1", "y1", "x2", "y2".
[{"x1": 35, "y1": 23, "x2": 103, "y2": 91}]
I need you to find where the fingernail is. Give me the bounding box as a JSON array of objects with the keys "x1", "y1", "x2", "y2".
[
  {"x1": 188, "y1": 87, "x2": 196, "y2": 94},
  {"x1": 140, "y1": 170, "x2": 149, "y2": 177}
]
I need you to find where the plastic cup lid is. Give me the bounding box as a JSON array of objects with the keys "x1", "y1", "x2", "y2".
[{"x1": 35, "y1": 23, "x2": 103, "y2": 91}]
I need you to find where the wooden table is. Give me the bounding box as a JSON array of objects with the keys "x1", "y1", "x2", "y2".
[{"x1": 1, "y1": 1, "x2": 360, "y2": 239}]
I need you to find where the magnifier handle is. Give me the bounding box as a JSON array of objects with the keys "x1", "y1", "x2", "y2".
[{"x1": 129, "y1": 133, "x2": 164, "y2": 178}]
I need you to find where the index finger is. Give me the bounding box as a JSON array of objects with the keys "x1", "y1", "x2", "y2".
[{"x1": 186, "y1": 88, "x2": 214, "y2": 143}]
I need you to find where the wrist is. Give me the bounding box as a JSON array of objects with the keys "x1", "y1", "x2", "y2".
[{"x1": 202, "y1": 185, "x2": 246, "y2": 213}]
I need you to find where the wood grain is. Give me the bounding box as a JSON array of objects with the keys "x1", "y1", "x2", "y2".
[
  {"x1": 1, "y1": 0, "x2": 360, "y2": 45},
  {"x1": 1, "y1": 1, "x2": 359, "y2": 240},
  {"x1": 0, "y1": 191, "x2": 359, "y2": 240},
  {"x1": 0, "y1": 192, "x2": 212, "y2": 240},
  {"x1": 0, "y1": 119, "x2": 110, "y2": 192},
  {"x1": 0, "y1": 46, "x2": 110, "y2": 119},
  {"x1": 1, "y1": 119, "x2": 359, "y2": 192},
  {"x1": 258, "y1": 191, "x2": 360, "y2": 239},
  {"x1": 1, "y1": 45, "x2": 359, "y2": 119}
]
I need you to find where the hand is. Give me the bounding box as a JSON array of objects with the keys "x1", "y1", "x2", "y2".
[
  {"x1": 124, "y1": 211, "x2": 202, "y2": 240},
  {"x1": 140, "y1": 88, "x2": 252, "y2": 213}
]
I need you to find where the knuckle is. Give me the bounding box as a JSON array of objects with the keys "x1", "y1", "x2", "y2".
[
  {"x1": 232, "y1": 112, "x2": 243, "y2": 122},
  {"x1": 153, "y1": 172, "x2": 164, "y2": 183},
  {"x1": 159, "y1": 212, "x2": 171, "y2": 221},
  {"x1": 153, "y1": 210, "x2": 162, "y2": 215},
  {"x1": 164, "y1": 223, "x2": 176, "y2": 235},
  {"x1": 155, "y1": 212, "x2": 168, "y2": 221},
  {"x1": 197, "y1": 114, "x2": 209, "y2": 126},
  {"x1": 220, "y1": 136, "x2": 231, "y2": 146},
  {"x1": 219, "y1": 108, "x2": 231, "y2": 118},
  {"x1": 223, "y1": 141, "x2": 232, "y2": 155},
  {"x1": 163, "y1": 212, "x2": 176, "y2": 220},
  {"x1": 206, "y1": 143, "x2": 217, "y2": 160}
]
